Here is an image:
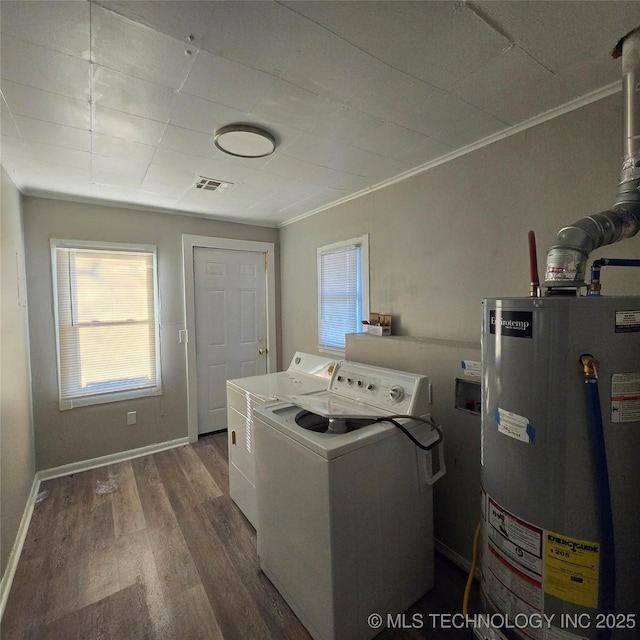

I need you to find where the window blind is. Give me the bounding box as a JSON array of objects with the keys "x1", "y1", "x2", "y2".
[
  {"x1": 53, "y1": 243, "x2": 161, "y2": 409},
  {"x1": 317, "y1": 243, "x2": 362, "y2": 351}
]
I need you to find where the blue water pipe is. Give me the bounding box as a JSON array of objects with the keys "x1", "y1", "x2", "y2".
[
  {"x1": 588, "y1": 258, "x2": 640, "y2": 295},
  {"x1": 581, "y1": 356, "x2": 616, "y2": 640}
]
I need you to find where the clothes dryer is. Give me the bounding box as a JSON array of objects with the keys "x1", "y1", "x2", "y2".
[{"x1": 226, "y1": 352, "x2": 337, "y2": 527}]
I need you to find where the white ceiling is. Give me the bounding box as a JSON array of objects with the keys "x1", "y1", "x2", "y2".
[{"x1": 2, "y1": 1, "x2": 640, "y2": 227}]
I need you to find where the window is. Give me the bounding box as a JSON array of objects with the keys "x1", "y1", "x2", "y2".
[
  {"x1": 51, "y1": 240, "x2": 162, "y2": 410},
  {"x1": 317, "y1": 234, "x2": 369, "y2": 354}
]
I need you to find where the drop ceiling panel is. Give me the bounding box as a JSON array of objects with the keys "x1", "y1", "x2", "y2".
[
  {"x1": 262, "y1": 154, "x2": 370, "y2": 191},
  {"x1": 92, "y1": 66, "x2": 177, "y2": 122},
  {"x1": 168, "y1": 92, "x2": 248, "y2": 135},
  {"x1": 268, "y1": 188, "x2": 352, "y2": 222},
  {"x1": 476, "y1": 1, "x2": 640, "y2": 74},
  {"x1": 0, "y1": 0, "x2": 90, "y2": 59},
  {"x1": 95, "y1": 1, "x2": 216, "y2": 46},
  {"x1": 157, "y1": 124, "x2": 217, "y2": 158},
  {"x1": 200, "y1": 1, "x2": 313, "y2": 77},
  {"x1": 225, "y1": 182, "x2": 277, "y2": 202},
  {"x1": 91, "y1": 154, "x2": 150, "y2": 180},
  {"x1": 4, "y1": 155, "x2": 92, "y2": 193},
  {"x1": 92, "y1": 106, "x2": 166, "y2": 146},
  {"x1": 346, "y1": 63, "x2": 440, "y2": 126},
  {"x1": 92, "y1": 170, "x2": 143, "y2": 190},
  {"x1": 559, "y1": 49, "x2": 623, "y2": 97},
  {"x1": 284, "y1": 0, "x2": 511, "y2": 89},
  {"x1": 88, "y1": 182, "x2": 179, "y2": 209},
  {"x1": 140, "y1": 179, "x2": 187, "y2": 200},
  {"x1": 429, "y1": 111, "x2": 508, "y2": 150},
  {"x1": 144, "y1": 162, "x2": 199, "y2": 189},
  {"x1": 11, "y1": 116, "x2": 91, "y2": 152},
  {"x1": 282, "y1": 26, "x2": 441, "y2": 125},
  {"x1": 182, "y1": 50, "x2": 278, "y2": 111},
  {"x1": 251, "y1": 80, "x2": 333, "y2": 132},
  {"x1": 197, "y1": 158, "x2": 253, "y2": 185},
  {"x1": 449, "y1": 46, "x2": 576, "y2": 125},
  {"x1": 396, "y1": 90, "x2": 507, "y2": 139},
  {"x1": 1, "y1": 139, "x2": 90, "y2": 170},
  {"x1": 151, "y1": 148, "x2": 210, "y2": 175},
  {"x1": 353, "y1": 123, "x2": 454, "y2": 166},
  {"x1": 91, "y1": 5, "x2": 196, "y2": 89},
  {"x1": 281, "y1": 133, "x2": 414, "y2": 179},
  {"x1": 178, "y1": 187, "x2": 257, "y2": 212},
  {"x1": 1, "y1": 35, "x2": 91, "y2": 101},
  {"x1": 1, "y1": 80, "x2": 91, "y2": 129},
  {"x1": 91, "y1": 133, "x2": 156, "y2": 165},
  {"x1": 305, "y1": 106, "x2": 385, "y2": 146}
]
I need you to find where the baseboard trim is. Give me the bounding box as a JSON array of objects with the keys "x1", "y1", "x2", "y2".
[
  {"x1": 0, "y1": 475, "x2": 41, "y2": 620},
  {"x1": 0, "y1": 436, "x2": 189, "y2": 621},
  {"x1": 38, "y1": 437, "x2": 190, "y2": 481},
  {"x1": 435, "y1": 538, "x2": 481, "y2": 581}
]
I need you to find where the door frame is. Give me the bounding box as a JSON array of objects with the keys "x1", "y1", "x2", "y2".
[{"x1": 182, "y1": 234, "x2": 277, "y2": 443}]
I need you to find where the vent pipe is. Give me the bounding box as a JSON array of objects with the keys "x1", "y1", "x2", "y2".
[{"x1": 544, "y1": 26, "x2": 640, "y2": 289}]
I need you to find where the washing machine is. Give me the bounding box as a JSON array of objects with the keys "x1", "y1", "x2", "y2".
[
  {"x1": 254, "y1": 361, "x2": 446, "y2": 640},
  {"x1": 226, "y1": 352, "x2": 337, "y2": 528}
]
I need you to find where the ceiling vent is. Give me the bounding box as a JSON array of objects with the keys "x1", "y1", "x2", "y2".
[{"x1": 195, "y1": 176, "x2": 232, "y2": 192}]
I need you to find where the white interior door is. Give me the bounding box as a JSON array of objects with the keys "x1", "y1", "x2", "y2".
[{"x1": 193, "y1": 247, "x2": 268, "y2": 435}]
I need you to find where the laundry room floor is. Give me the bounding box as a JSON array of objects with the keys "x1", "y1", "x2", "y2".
[{"x1": 2, "y1": 432, "x2": 481, "y2": 640}]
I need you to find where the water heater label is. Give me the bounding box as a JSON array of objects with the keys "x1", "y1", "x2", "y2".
[
  {"x1": 611, "y1": 373, "x2": 640, "y2": 423},
  {"x1": 615, "y1": 310, "x2": 640, "y2": 333},
  {"x1": 483, "y1": 495, "x2": 544, "y2": 639},
  {"x1": 495, "y1": 408, "x2": 536, "y2": 443},
  {"x1": 490, "y1": 310, "x2": 533, "y2": 338},
  {"x1": 543, "y1": 530, "x2": 599, "y2": 609}
]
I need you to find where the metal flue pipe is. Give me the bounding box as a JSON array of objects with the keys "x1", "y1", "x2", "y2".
[{"x1": 544, "y1": 27, "x2": 640, "y2": 289}]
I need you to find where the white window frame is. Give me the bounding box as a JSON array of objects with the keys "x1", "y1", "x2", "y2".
[
  {"x1": 317, "y1": 234, "x2": 370, "y2": 355},
  {"x1": 51, "y1": 239, "x2": 162, "y2": 410}
]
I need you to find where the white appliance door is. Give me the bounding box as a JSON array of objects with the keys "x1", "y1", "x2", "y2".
[{"x1": 194, "y1": 247, "x2": 267, "y2": 434}]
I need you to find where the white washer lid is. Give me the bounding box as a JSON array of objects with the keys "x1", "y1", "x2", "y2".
[
  {"x1": 284, "y1": 392, "x2": 391, "y2": 419},
  {"x1": 254, "y1": 401, "x2": 433, "y2": 459}
]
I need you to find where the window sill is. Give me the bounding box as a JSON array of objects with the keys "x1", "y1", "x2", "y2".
[{"x1": 59, "y1": 386, "x2": 162, "y2": 411}]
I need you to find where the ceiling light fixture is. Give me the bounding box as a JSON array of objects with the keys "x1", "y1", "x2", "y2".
[{"x1": 214, "y1": 124, "x2": 276, "y2": 158}]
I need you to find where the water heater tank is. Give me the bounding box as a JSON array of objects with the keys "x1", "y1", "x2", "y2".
[{"x1": 480, "y1": 296, "x2": 640, "y2": 640}]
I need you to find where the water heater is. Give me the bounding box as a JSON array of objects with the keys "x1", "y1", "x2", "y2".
[{"x1": 480, "y1": 296, "x2": 640, "y2": 640}]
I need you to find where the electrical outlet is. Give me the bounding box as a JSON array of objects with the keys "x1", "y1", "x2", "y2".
[{"x1": 127, "y1": 411, "x2": 137, "y2": 426}]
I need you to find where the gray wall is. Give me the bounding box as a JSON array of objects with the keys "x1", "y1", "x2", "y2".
[
  {"x1": 1, "y1": 167, "x2": 35, "y2": 576},
  {"x1": 23, "y1": 197, "x2": 278, "y2": 471},
  {"x1": 279, "y1": 92, "x2": 640, "y2": 564}
]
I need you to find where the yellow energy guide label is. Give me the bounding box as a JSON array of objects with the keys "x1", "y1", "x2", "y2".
[{"x1": 543, "y1": 531, "x2": 599, "y2": 609}]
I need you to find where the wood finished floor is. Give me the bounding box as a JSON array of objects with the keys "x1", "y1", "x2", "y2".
[{"x1": 2, "y1": 432, "x2": 480, "y2": 640}]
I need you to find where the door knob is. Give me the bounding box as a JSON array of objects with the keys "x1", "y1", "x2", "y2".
[{"x1": 259, "y1": 348, "x2": 269, "y2": 355}]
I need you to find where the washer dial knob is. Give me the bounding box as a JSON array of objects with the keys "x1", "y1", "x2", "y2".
[{"x1": 388, "y1": 385, "x2": 405, "y2": 403}]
